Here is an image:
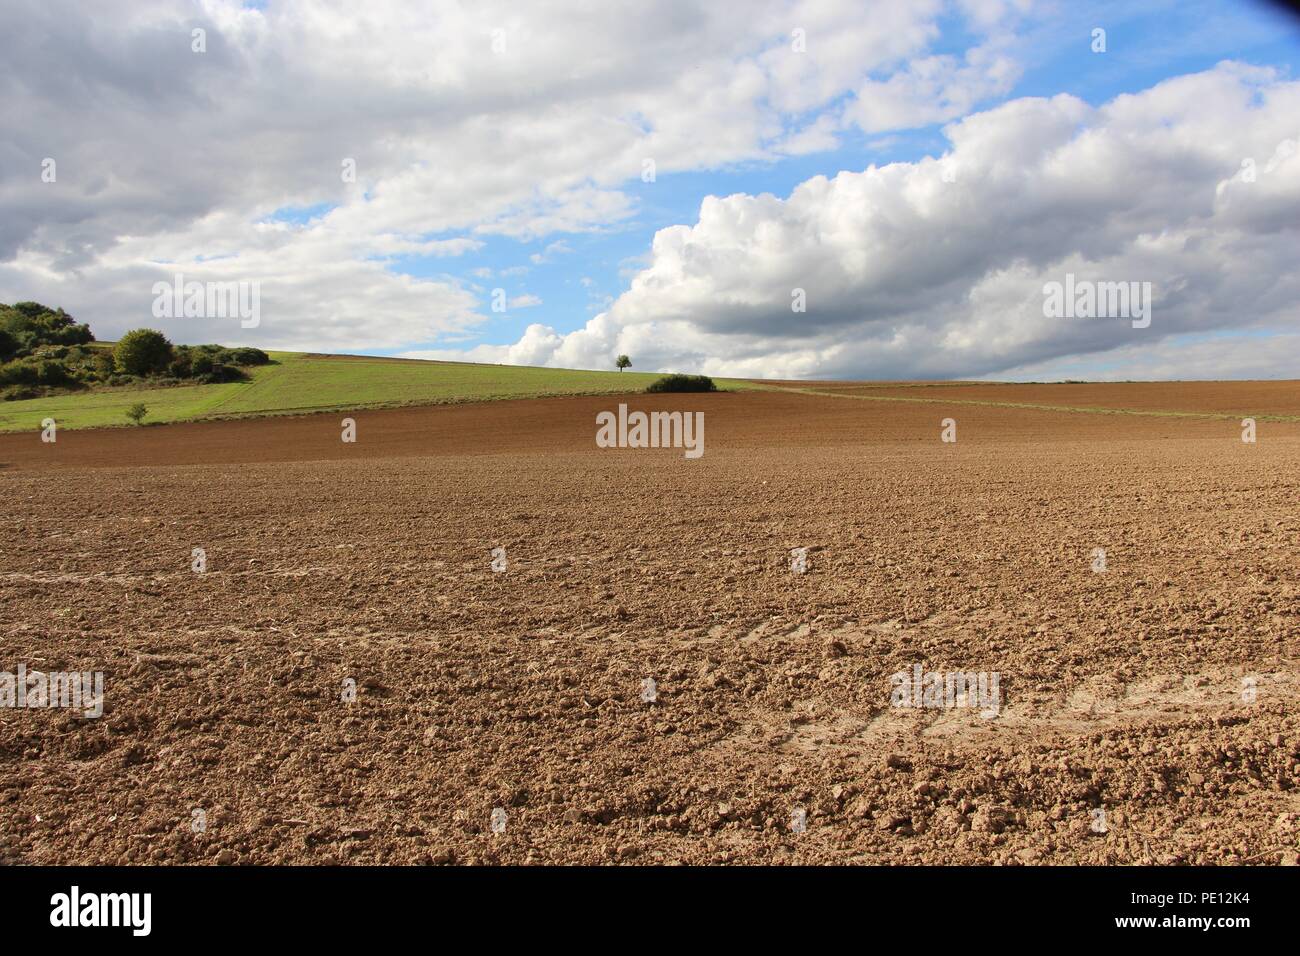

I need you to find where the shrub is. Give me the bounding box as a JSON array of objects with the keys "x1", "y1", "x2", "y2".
[
  {"x1": 210, "y1": 346, "x2": 268, "y2": 367},
  {"x1": 168, "y1": 352, "x2": 194, "y2": 378},
  {"x1": 198, "y1": 363, "x2": 248, "y2": 384},
  {"x1": 51, "y1": 320, "x2": 93, "y2": 346},
  {"x1": 125, "y1": 403, "x2": 149, "y2": 426},
  {"x1": 114, "y1": 329, "x2": 174, "y2": 376},
  {"x1": 228, "y1": 346, "x2": 269, "y2": 366},
  {"x1": 37, "y1": 359, "x2": 74, "y2": 387},
  {"x1": 645, "y1": 373, "x2": 717, "y2": 393},
  {"x1": 0, "y1": 361, "x2": 39, "y2": 386},
  {"x1": 9, "y1": 302, "x2": 48, "y2": 319}
]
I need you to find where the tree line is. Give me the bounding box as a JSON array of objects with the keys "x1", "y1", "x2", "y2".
[{"x1": 0, "y1": 301, "x2": 269, "y2": 401}]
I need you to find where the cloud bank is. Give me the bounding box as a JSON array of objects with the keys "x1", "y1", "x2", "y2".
[
  {"x1": 413, "y1": 63, "x2": 1300, "y2": 379},
  {"x1": 1, "y1": 0, "x2": 1026, "y2": 352},
  {"x1": 3, "y1": 2, "x2": 1296, "y2": 379}
]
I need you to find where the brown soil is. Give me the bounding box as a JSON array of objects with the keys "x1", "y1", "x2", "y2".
[
  {"x1": 2, "y1": 385, "x2": 1298, "y2": 865},
  {"x1": 786, "y1": 379, "x2": 1300, "y2": 419}
]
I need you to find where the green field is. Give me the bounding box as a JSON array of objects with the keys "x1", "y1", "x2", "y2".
[{"x1": 0, "y1": 352, "x2": 755, "y2": 432}]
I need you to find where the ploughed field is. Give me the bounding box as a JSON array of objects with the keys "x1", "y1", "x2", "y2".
[{"x1": 2, "y1": 382, "x2": 1298, "y2": 865}]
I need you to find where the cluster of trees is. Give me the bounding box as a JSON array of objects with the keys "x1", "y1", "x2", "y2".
[
  {"x1": 113, "y1": 328, "x2": 269, "y2": 381},
  {"x1": 0, "y1": 301, "x2": 93, "y2": 355},
  {"x1": 0, "y1": 302, "x2": 96, "y2": 399},
  {"x1": 0, "y1": 302, "x2": 269, "y2": 401}
]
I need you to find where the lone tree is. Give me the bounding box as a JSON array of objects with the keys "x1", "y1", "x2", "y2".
[
  {"x1": 125, "y1": 403, "x2": 149, "y2": 426},
  {"x1": 114, "y1": 329, "x2": 174, "y2": 377},
  {"x1": 615, "y1": 354, "x2": 631, "y2": 372}
]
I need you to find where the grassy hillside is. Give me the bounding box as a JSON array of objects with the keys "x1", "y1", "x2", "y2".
[{"x1": 0, "y1": 351, "x2": 755, "y2": 432}]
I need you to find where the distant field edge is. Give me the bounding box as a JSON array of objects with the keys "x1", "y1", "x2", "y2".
[{"x1": 768, "y1": 383, "x2": 1300, "y2": 422}]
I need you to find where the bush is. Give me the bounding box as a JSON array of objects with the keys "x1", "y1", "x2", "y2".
[
  {"x1": 645, "y1": 373, "x2": 717, "y2": 393},
  {"x1": 198, "y1": 363, "x2": 248, "y2": 384},
  {"x1": 229, "y1": 346, "x2": 270, "y2": 366},
  {"x1": 114, "y1": 329, "x2": 174, "y2": 376},
  {"x1": 9, "y1": 302, "x2": 48, "y2": 319},
  {"x1": 38, "y1": 359, "x2": 74, "y2": 387},
  {"x1": 0, "y1": 361, "x2": 39, "y2": 386},
  {"x1": 211, "y1": 346, "x2": 269, "y2": 367},
  {"x1": 168, "y1": 352, "x2": 194, "y2": 378},
  {"x1": 125, "y1": 403, "x2": 149, "y2": 426},
  {"x1": 51, "y1": 321, "x2": 93, "y2": 346}
]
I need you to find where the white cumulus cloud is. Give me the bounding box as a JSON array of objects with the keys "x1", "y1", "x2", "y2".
[{"x1": 477, "y1": 63, "x2": 1300, "y2": 379}]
